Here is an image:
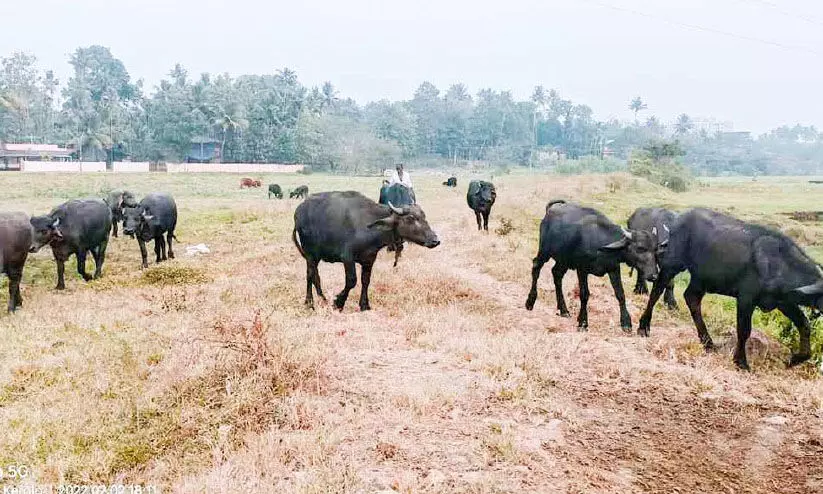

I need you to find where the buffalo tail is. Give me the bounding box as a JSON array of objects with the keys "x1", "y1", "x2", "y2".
[{"x1": 292, "y1": 228, "x2": 306, "y2": 258}]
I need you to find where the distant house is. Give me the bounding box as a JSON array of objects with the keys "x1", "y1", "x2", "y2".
[
  {"x1": 0, "y1": 143, "x2": 73, "y2": 170},
  {"x1": 186, "y1": 138, "x2": 222, "y2": 163}
]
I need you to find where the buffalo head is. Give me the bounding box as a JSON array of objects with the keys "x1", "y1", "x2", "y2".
[
  {"x1": 370, "y1": 202, "x2": 440, "y2": 249},
  {"x1": 122, "y1": 206, "x2": 156, "y2": 241},
  {"x1": 600, "y1": 227, "x2": 662, "y2": 282},
  {"x1": 29, "y1": 215, "x2": 63, "y2": 252}
]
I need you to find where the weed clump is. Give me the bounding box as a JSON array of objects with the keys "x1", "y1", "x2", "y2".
[
  {"x1": 141, "y1": 265, "x2": 211, "y2": 286},
  {"x1": 495, "y1": 217, "x2": 515, "y2": 236}
]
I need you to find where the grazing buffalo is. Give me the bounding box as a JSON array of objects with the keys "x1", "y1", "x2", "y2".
[
  {"x1": 293, "y1": 191, "x2": 440, "y2": 311},
  {"x1": 290, "y1": 185, "x2": 309, "y2": 199},
  {"x1": 122, "y1": 193, "x2": 178, "y2": 269},
  {"x1": 0, "y1": 212, "x2": 32, "y2": 312},
  {"x1": 30, "y1": 199, "x2": 112, "y2": 290},
  {"x1": 103, "y1": 189, "x2": 137, "y2": 238},
  {"x1": 638, "y1": 208, "x2": 823, "y2": 370},
  {"x1": 268, "y1": 184, "x2": 283, "y2": 199},
  {"x1": 525, "y1": 200, "x2": 662, "y2": 331},
  {"x1": 240, "y1": 178, "x2": 262, "y2": 188},
  {"x1": 467, "y1": 180, "x2": 497, "y2": 231},
  {"x1": 443, "y1": 177, "x2": 457, "y2": 187},
  {"x1": 627, "y1": 207, "x2": 678, "y2": 309},
  {"x1": 378, "y1": 183, "x2": 416, "y2": 267}
]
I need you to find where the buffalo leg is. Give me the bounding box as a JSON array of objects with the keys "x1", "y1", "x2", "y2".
[
  {"x1": 552, "y1": 263, "x2": 570, "y2": 317},
  {"x1": 684, "y1": 283, "x2": 715, "y2": 350},
  {"x1": 734, "y1": 299, "x2": 754, "y2": 371},
  {"x1": 663, "y1": 280, "x2": 678, "y2": 310},
  {"x1": 577, "y1": 271, "x2": 590, "y2": 331},
  {"x1": 167, "y1": 232, "x2": 175, "y2": 259},
  {"x1": 312, "y1": 261, "x2": 326, "y2": 301},
  {"x1": 112, "y1": 221, "x2": 118, "y2": 238},
  {"x1": 526, "y1": 254, "x2": 549, "y2": 310},
  {"x1": 138, "y1": 238, "x2": 149, "y2": 269},
  {"x1": 77, "y1": 250, "x2": 92, "y2": 282},
  {"x1": 359, "y1": 261, "x2": 374, "y2": 311},
  {"x1": 92, "y1": 241, "x2": 107, "y2": 279},
  {"x1": 7, "y1": 266, "x2": 22, "y2": 312},
  {"x1": 482, "y1": 210, "x2": 490, "y2": 231},
  {"x1": 778, "y1": 303, "x2": 812, "y2": 367},
  {"x1": 475, "y1": 211, "x2": 483, "y2": 230},
  {"x1": 154, "y1": 237, "x2": 163, "y2": 263},
  {"x1": 55, "y1": 257, "x2": 66, "y2": 290},
  {"x1": 160, "y1": 235, "x2": 168, "y2": 261},
  {"x1": 608, "y1": 269, "x2": 632, "y2": 331},
  {"x1": 633, "y1": 271, "x2": 648, "y2": 295},
  {"x1": 638, "y1": 274, "x2": 668, "y2": 336},
  {"x1": 334, "y1": 262, "x2": 357, "y2": 310},
  {"x1": 305, "y1": 259, "x2": 316, "y2": 308}
]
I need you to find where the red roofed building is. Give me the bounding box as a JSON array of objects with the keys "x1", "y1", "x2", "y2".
[{"x1": 0, "y1": 143, "x2": 74, "y2": 169}]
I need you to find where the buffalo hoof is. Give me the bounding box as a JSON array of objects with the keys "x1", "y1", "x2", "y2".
[
  {"x1": 169, "y1": 252, "x2": 175, "y2": 259},
  {"x1": 665, "y1": 302, "x2": 679, "y2": 311},
  {"x1": 734, "y1": 359, "x2": 751, "y2": 372},
  {"x1": 359, "y1": 304, "x2": 371, "y2": 312},
  {"x1": 304, "y1": 300, "x2": 315, "y2": 310},
  {"x1": 333, "y1": 298, "x2": 346, "y2": 311},
  {"x1": 558, "y1": 310, "x2": 571, "y2": 318},
  {"x1": 525, "y1": 294, "x2": 536, "y2": 311},
  {"x1": 788, "y1": 353, "x2": 811, "y2": 367},
  {"x1": 633, "y1": 286, "x2": 648, "y2": 295},
  {"x1": 702, "y1": 339, "x2": 716, "y2": 352},
  {"x1": 637, "y1": 326, "x2": 650, "y2": 337},
  {"x1": 82, "y1": 274, "x2": 93, "y2": 282},
  {"x1": 141, "y1": 263, "x2": 149, "y2": 269},
  {"x1": 577, "y1": 324, "x2": 588, "y2": 332},
  {"x1": 55, "y1": 284, "x2": 65, "y2": 291}
]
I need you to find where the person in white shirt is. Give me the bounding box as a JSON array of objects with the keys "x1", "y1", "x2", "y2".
[
  {"x1": 388, "y1": 163, "x2": 413, "y2": 188},
  {"x1": 386, "y1": 163, "x2": 415, "y2": 203}
]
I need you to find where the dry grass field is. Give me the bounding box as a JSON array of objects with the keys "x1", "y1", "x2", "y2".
[{"x1": 0, "y1": 171, "x2": 821, "y2": 493}]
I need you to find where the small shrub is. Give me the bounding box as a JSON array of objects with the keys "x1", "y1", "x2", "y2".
[
  {"x1": 495, "y1": 217, "x2": 515, "y2": 236},
  {"x1": 141, "y1": 265, "x2": 211, "y2": 286},
  {"x1": 297, "y1": 166, "x2": 313, "y2": 175}
]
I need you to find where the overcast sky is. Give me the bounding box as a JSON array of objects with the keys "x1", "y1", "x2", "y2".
[{"x1": 3, "y1": 0, "x2": 822, "y2": 133}]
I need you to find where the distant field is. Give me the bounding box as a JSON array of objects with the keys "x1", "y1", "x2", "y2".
[{"x1": 0, "y1": 171, "x2": 820, "y2": 493}]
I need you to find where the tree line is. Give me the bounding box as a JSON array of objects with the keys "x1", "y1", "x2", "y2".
[{"x1": 1, "y1": 46, "x2": 822, "y2": 175}]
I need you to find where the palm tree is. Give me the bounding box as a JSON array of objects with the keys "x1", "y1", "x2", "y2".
[
  {"x1": 629, "y1": 96, "x2": 647, "y2": 123},
  {"x1": 675, "y1": 113, "x2": 693, "y2": 136},
  {"x1": 212, "y1": 104, "x2": 248, "y2": 163},
  {"x1": 320, "y1": 81, "x2": 338, "y2": 112}
]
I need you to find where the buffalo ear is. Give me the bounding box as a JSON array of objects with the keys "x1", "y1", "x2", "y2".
[
  {"x1": 600, "y1": 236, "x2": 630, "y2": 252},
  {"x1": 368, "y1": 216, "x2": 396, "y2": 231}
]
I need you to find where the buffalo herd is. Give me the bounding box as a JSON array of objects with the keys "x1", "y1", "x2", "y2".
[{"x1": 0, "y1": 174, "x2": 821, "y2": 372}]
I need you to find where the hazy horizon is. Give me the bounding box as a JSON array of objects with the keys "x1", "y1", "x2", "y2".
[{"x1": 3, "y1": 0, "x2": 823, "y2": 134}]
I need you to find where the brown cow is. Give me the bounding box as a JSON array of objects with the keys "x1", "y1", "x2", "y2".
[{"x1": 240, "y1": 178, "x2": 262, "y2": 188}]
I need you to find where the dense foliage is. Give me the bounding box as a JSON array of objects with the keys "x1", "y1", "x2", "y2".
[{"x1": 1, "y1": 47, "x2": 822, "y2": 174}]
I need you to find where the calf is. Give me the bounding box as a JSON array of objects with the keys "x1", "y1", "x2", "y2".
[
  {"x1": 378, "y1": 183, "x2": 416, "y2": 267},
  {"x1": 0, "y1": 212, "x2": 32, "y2": 312},
  {"x1": 467, "y1": 180, "x2": 496, "y2": 231},
  {"x1": 526, "y1": 200, "x2": 661, "y2": 330},
  {"x1": 268, "y1": 184, "x2": 283, "y2": 199},
  {"x1": 290, "y1": 185, "x2": 309, "y2": 199},
  {"x1": 293, "y1": 191, "x2": 440, "y2": 311},
  {"x1": 240, "y1": 178, "x2": 261, "y2": 188},
  {"x1": 30, "y1": 199, "x2": 112, "y2": 290},
  {"x1": 627, "y1": 207, "x2": 678, "y2": 309},
  {"x1": 638, "y1": 208, "x2": 823, "y2": 370},
  {"x1": 443, "y1": 177, "x2": 457, "y2": 187},
  {"x1": 103, "y1": 189, "x2": 137, "y2": 238},
  {"x1": 122, "y1": 193, "x2": 178, "y2": 269}
]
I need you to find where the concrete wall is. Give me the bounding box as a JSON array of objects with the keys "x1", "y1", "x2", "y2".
[
  {"x1": 112, "y1": 161, "x2": 151, "y2": 173},
  {"x1": 166, "y1": 163, "x2": 304, "y2": 173},
  {"x1": 21, "y1": 161, "x2": 105, "y2": 172},
  {"x1": 19, "y1": 161, "x2": 304, "y2": 174}
]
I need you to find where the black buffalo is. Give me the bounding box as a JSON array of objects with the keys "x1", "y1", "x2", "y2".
[
  {"x1": 638, "y1": 208, "x2": 823, "y2": 370},
  {"x1": 443, "y1": 177, "x2": 457, "y2": 187},
  {"x1": 268, "y1": 184, "x2": 283, "y2": 199},
  {"x1": 293, "y1": 191, "x2": 440, "y2": 311},
  {"x1": 467, "y1": 180, "x2": 497, "y2": 231},
  {"x1": 0, "y1": 212, "x2": 32, "y2": 311},
  {"x1": 290, "y1": 185, "x2": 309, "y2": 199},
  {"x1": 103, "y1": 189, "x2": 137, "y2": 238},
  {"x1": 526, "y1": 200, "x2": 662, "y2": 330},
  {"x1": 122, "y1": 193, "x2": 178, "y2": 269},
  {"x1": 627, "y1": 207, "x2": 678, "y2": 309},
  {"x1": 30, "y1": 199, "x2": 112, "y2": 290},
  {"x1": 378, "y1": 183, "x2": 416, "y2": 266}
]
